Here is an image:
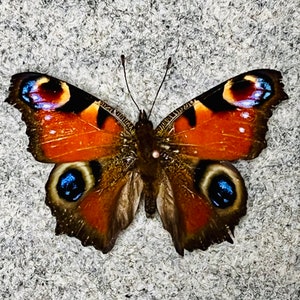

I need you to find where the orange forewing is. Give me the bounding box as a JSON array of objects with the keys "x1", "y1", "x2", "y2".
[
  {"x1": 6, "y1": 73, "x2": 126, "y2": 163},
  {"x1": 165, "y1": 69, "x2": 287, "y2": 161},
  {"x1": 35, "y1": 107, "x2": 123, "y2": 163},
  {"x1": 172, "y1": 102, "x2": 257, "y2": 160}
]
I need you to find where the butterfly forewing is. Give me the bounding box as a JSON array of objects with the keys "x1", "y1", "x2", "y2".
[
  {"x1": 156, "y1": 69, "x2": 287, "y2": 161},
  {"x1": 6, "y1": 73, "x2": 134, "y2": 163}
]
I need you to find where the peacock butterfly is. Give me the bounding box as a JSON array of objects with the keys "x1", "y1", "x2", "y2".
[{"x1": 6, "y1": 57, "x2": 287, "y2": 255}]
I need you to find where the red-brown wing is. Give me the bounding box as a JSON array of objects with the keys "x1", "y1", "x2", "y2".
[
  {"x1": 156, "y1": 69, "x2": 288, "y2": 160},
  {"x1": 157, "y1": 159, "x2": 247, "y2": 255},
  {"x1": 6, "y1": 73, "x2": 134, "y2": 163},
  {"x1": 46, "y1": 159, "x2": 143, "y2": 252},
  {"x1": 156, "y1": 69, "x2": 287, "y2": 254},
  {"x1": 6, "y1": 72, "x2": 141, "y2": 252}
]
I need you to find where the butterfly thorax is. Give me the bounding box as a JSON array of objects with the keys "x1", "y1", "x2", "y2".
[{"x1": 134, "y1": 110, "x2": 160, "y2": 216}]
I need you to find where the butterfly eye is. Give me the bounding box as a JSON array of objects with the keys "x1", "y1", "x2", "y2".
[
  {"x1": 194, "y1": 161, "x2": 247, "y2": 213},
  {"x1": 46, "y1": 161, "x2": 102, "y2": 205}
]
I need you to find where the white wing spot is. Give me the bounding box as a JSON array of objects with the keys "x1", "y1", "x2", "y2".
[
  {"x1": 241, "y1": 111, "x2": 250, "y2": 119},
  {"x1": 44, "y1": 114, "x2": 52, "y2": 121}
]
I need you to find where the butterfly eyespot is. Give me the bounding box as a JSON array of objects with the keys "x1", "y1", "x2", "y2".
[
  {"x1": 223, "y1": 74, "x2": 273, "y2": 108},
  {"x1": 194, "y1": 161, "x2": 247, "y2": 212},
  {"x1": 46, "y1": 161, "x2": 102, "y2": 206},
  {"x1": 20, "y1": 76, "x2": 70, "y2": 110},
  {"x1": 208, "y1": 174, "x2": 236, "y2": 208},
  {"x1": 57, "y1": 169, "x2": 85, "y2": 202}
]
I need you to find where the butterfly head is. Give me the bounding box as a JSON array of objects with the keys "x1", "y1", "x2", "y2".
[{"x1": 135, "y1": 109, "x2": 153, "y2": 131}]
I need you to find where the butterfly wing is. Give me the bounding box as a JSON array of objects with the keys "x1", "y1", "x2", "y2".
[
  {"x1": 156, "y1": 69, "x2": 287, "y2": 254},
  {"x1": 7, "y1": 73, "x2": 142, "y2": 252},
  {"x1": 7, "y1": 73, "x2": 133, "y2": 163},
  {"x1": 157, "y1": 69, "x2": 287, "y2": 160},
  {"x1": 46, "y1": 160, "x2": 143, "y2": 252}
]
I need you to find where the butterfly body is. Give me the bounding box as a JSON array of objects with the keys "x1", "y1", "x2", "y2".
[
  {"x1": 133, "y1": 110, "x2": 160, "y2": 215},
  {"x1": 6, "y1": 67, "x2": 287, "y2": 255}
]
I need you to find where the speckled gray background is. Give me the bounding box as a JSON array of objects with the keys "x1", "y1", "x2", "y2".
[{"x1": 0, "y1": 0, "x2": 299, "y2": 299}]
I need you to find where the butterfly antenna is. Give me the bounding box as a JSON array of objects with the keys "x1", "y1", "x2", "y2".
[
  {"x1": 148, "y1": 57, "x2": 172, "y2": 118},
  {"x1": 121, "y1": 55, "x2": 140, "y2": 112}
]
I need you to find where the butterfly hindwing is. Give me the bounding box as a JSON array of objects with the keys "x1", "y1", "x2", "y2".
[
  {"x1": 46, "y1": 159, "x2": 143, "y2": 252},
  {"x1": 157, "y1": 160, "x2": 247, "y2": 255}
]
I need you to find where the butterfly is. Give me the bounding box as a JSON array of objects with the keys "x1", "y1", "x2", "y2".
[{"x1": 6, "y1": 57, "x2": 287, "y2": 255}]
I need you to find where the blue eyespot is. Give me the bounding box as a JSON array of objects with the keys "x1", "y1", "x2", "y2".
[
  {"x1": 56, "y1": 169, "x2": 85, "y2": 202},
  {"x1": 21, "y1": 80, "x2": 36, "y2": 104},
  {"x1": 258, "y1": 78, "x2": 272, "y2": 101},
  {"x1": 208, "y1": 175, "x2": 236, "y2": 208}
]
